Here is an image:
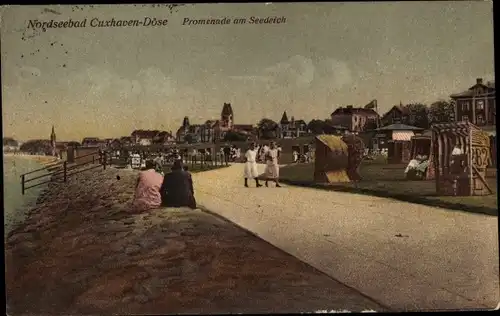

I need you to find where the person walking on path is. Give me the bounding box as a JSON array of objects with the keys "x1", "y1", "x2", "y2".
[
  {"x1": 243, "y1": 142, "x2": 262, "y2": 188},
  {"x1": 264, "y1": 141, "x2": 281, "y2": 187}
]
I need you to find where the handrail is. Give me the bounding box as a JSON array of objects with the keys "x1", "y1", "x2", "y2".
[
  {"x1": 20, "y1": 150, "x2": 106, "y2": 195},
  {"x1": 19, "y1": 150, "x2": 101, "y2": 177},
  {"x1": 20, "y1": 148, "x2": 229, "y2": 195},
  {"x1": 21, "y1": 162, "x2": 62, "y2": 176}
]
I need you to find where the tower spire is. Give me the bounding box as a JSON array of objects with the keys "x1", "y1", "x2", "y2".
[
  {"x1": 50, "y1": 125, "x2": 56, "y2": 141},
  {"x1": 50, "y1": 125, "x2": 57, "y2": 157}
]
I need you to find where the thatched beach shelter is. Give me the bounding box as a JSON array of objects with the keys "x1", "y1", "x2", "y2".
[
  {"x1": 314, "y1": 135, "x2": 350, "y2": 183},
  {"x1": 409, "y1": 130, "x2": 435, "y2": 180},
  {"x1": 431, "y1": 121, "x2": 492, "y2": 196},
  {"x1": 341, "y1": 134, "x2": 366, "y2": 180}
]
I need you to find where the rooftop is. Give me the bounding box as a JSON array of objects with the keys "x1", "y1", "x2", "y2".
[
  {"x1": 450, "y1": 78, "x2": 495, "y2": 98},
  {"x1": 331, "y1": 106, "x2": 379, "y2": 117},
  {"x1": 376, "y1": 123, "x2": 424, "y2": 131}
]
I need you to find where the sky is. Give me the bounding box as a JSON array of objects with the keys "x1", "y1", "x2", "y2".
[{"x1": 1, "y1": 2, "x2": 495, "y2": 141}]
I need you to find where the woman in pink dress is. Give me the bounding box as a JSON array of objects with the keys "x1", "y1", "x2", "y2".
[{"x1": 132, "y1": 160, "x2": 164, "y2": 213}]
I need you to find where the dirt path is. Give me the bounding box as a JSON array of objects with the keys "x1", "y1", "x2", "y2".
[{"x1": 192, "y1": 163, "x2": 499, "y2": 311}]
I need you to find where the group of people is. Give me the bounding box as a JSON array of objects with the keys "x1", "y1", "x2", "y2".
[
  {"x1": 404, "y1": 150, "x2": 430, "y2": 179},
  {"x1": 243, "y1": 141, "x2": 281, "y2": 188},
  {"x1": 132, "y1": 159, "x2": 197, "y2": 213},
  {"x1": 221, "y1": 145, "x2": 241, "y2": 163},
  {"x1": 292, "y1": 149, "x2": 312, "y2": 163}
]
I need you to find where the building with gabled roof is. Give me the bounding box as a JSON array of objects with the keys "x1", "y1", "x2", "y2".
[
  {"x1": 330, "y1": 104, "x2": 380, "y2": 133},
  {"x1": 278, "y1": 111, "x2": 307, "y2": 138},
  {"x1": 176, "y1": 102, "x2": 255, "y2": 144},
  {"x1": 450, "y1": 78, "x2": 495, "y2": 127}
]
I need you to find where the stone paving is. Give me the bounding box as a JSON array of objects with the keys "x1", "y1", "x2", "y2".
[{"x1": 5, "y1": 167, "x2": 385, "y2": 315}]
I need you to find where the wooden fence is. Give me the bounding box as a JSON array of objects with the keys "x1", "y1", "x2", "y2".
[{"x1": 106, "y1": 151, "x2": 230, "y2": 170}]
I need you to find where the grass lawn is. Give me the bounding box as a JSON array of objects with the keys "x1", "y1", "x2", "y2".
[
  {"x1": 162, "y1": 163, "x2": 229, "y2": 174},
  {"x1": 279, "y1": 159, "x2": 498, "y2": 216}
]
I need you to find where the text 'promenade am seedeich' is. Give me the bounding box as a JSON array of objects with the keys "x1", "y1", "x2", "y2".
[{"x1": 27, "y1": 16, "x2": 287, "y2": 30}]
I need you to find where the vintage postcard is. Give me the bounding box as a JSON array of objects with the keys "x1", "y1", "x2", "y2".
[{"x1": 2, "y1": 2, "x2": 498, "y2": 314}]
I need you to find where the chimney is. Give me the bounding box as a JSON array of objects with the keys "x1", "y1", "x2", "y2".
[
  {"x1": 346, "y1": 105, "x2": 353, "y2": 109},
  {"x1": 477, "y1": 78, "x2": 483, "y2": 85}
]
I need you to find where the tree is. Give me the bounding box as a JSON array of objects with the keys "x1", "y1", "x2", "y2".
[
  {"x1": 307, "y1": 119, "x2": 327, "y2": 135},
  {"x1": 257, "y1": 118, "x2": 279, "y2": 140},
  {"x1": 404, "y1": 103, "x2": 429, "y2": 128},
  {"x1": 224, "y1": 131, "x2": 248, "y2": 142},
  {"x1": 3, "y1": 137, "x2": 18, "y2": 147},
  {"x1": 428, "y1": 100, "x2": 455, "y2": 125},
  {"x1": 184, "y1": 134, "x2": 195, "y2": 144},
  {"x1": 19, "y1": 139, "x2": 52, "y2": 154},
  {"x1": 364, "y1": 119, "x2": 379, "y2": 131}
]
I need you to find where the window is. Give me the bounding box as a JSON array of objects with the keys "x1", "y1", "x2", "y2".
[
  {"x1": 476, "y1": 100, "x2": 485, "y2": 110},
  {"x1": 462, "y1": 115, "x2": 469, "y2": 122},
  {"x1": 462, "y1": 102, "x2": 470, "y2": 111},
  {"x1": 477, "y1": 115, "x2": 484, "y2": 124}
]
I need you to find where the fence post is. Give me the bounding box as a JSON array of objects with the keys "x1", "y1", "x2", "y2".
[
  {"x1": 92, "y1": 155, "x2": 95, "y2": 164},
  {"x1": 103, "y1": 152, "x2": 107, "y2": 170},
  {"x1": 63, "y1": 161, "x2": 67, "y2": 182},
  {"x1": 21, "y1": 174, "x2": 25, "y2": 195}
]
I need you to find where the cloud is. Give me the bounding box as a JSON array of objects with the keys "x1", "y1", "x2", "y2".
[
  {"x1": 316, "y1": 58, "x2": 353, "y2": 89},
  {"x1": 264, "y1": 55, "x2": 315, "y2": 88},
  {"x1": 61, "y1": 65, "x2": 176, "y2": 101},
  {"x1": 230, "y1": 55, "x2": 352, "y2": 91},
  {"x1": 137, "y1": 67, "x2": 177, "y2": 97}
]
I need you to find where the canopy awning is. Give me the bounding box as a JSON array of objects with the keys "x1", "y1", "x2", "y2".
[{"x1": 392, "y1": 131, "x2": 414, "y2": 141}]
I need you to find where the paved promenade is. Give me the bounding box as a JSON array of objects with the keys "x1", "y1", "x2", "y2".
[{"x1": 192, "y1": 164, "x2": 499, "y2": 311}]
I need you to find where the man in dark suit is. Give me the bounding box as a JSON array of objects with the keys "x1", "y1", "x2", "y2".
[
  {"x1": 160, "y1": 159, "x2": 197, "y2": 209},
  {"x1": 223, "y1": 145, "x2": 231, "y2": 164}
]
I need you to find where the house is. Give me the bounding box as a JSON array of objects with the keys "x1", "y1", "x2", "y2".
[
  {"x1": 187, "y1": 125, "x2": 202, "y2": 143},
  {"x1": 131, "y1": 130, "x2": 174, "y2": 146},
  {"x1": 450, "y1": 78, "x2": 496, "y2": 127},
  {"x1": 155, "y1": 131, "x2": 175, "y2": 145},
  {"x1": 176, "y1": 117, "x2": 191, "y2": 143},
  {"x1": 110, "y1": 138, "x2": 122, "y2": 148},
  {"x1": 81, "y1": 137, "x2": 102, "y2": 147},
  {"x1": 324, "y1": 123, "x2": 350, "y2": 135},
  {"x1": 176, "y1": 102, "x2": 255, "y2": 143},
  {"x1": 200, "y1": 120, "x2": 220, "y2": 143},
  {"x1": 119, "y1": 136, "x2": 133, "y2": 146},
  {"x1": 278, "y1": 111, "x2": 307, "y2": 138},
  {"x1": 233, "y1": 124, "x2": 256, "y2": 137},
  {"x1": 330, "y1": 105, "x2": 379, "y2": 133},
  {"x1": 380, "y1": 103, "x2": 409, "y2": 127},
  {"x1": 131, "y1": 130, "x2": 158, "y2": 146}
]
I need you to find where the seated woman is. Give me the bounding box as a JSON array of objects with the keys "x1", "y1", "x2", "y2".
[
  {"x1": 405, "y1": 151, "x2": 430, "y2": 179},
  {"x1": 160, "y1": 160, "x2": 197, "y2": 209},
  {"x1": 132, "y1": 160, "x2": 164, "y2": 213}
]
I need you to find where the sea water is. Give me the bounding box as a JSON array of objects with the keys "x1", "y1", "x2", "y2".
[{"x1": 3, "y1": 155, "x2": 49, "y2": 237}]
